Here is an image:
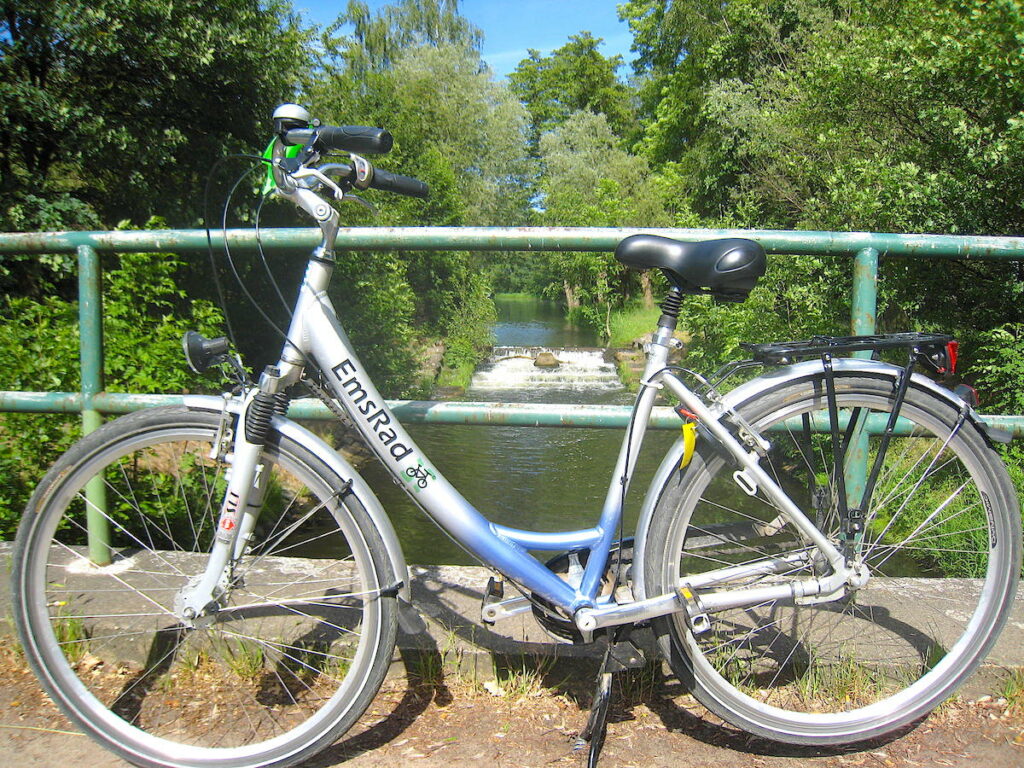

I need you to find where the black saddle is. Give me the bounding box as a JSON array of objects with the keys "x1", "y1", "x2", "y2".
[{"x1": 614, "y1": 234, "x2": 767, "y2": 303}]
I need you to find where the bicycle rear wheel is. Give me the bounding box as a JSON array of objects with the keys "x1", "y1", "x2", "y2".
[
  {"x1": 12, "y1": 406, "x2": 398, "y2": 768},
  {"x1": 644, "y1": 372, "x2": 1020, "y2": 744}
]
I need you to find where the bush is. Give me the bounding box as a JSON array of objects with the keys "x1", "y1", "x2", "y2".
[{"x1": 0, "y1": 249, "x2": 223, "y2": 537}]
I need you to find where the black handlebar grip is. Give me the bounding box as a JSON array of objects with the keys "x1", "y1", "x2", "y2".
[
  {"x1": 282, "y1": 127, "x2": 314, "y2": 146},
  {"x1": 315, "y1": 125, "x2": 394, "y2": 155},
  {"x1": 371, "y1": 168, "x2": 430, "y2": 199}
]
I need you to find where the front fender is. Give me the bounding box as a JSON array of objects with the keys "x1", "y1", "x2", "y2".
[
  {"x1": 632, "y1": 357, "x2": 985, "y2": 599},
  {"x1": 183, "y1": 395, "x2": 410, "y2": 605}
]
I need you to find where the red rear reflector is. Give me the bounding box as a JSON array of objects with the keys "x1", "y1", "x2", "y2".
[{"x1": 945, "y1": 341, "x2": 959, "y2": 374}]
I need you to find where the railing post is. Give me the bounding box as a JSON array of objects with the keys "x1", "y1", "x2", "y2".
[
  {"x1": 851, "y1": 247, "x2": 879, "y2": 338},
  {"x1": 78, "y1": 245, "x2": 111, "y2": 565},
  {"x1": 846, "y1": 247, "x2": 880, "y2": 512}
]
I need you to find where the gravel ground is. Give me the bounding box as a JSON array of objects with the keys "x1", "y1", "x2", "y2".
[{"x1": 2, "y1": 646, "x2": 1023, "y2": 768}]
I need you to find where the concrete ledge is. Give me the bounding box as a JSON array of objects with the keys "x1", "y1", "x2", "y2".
[
  {"x1": 396, "y1": 565, "x2": 1024, "y2": 698},
  {"x1": 1, "y1": 543, "x2": 1021, "y2": 697}
]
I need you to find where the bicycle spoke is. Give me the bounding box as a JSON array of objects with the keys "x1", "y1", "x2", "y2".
[{"x1": 651, "y1": 374, "x2": 1016, "y2": 735}]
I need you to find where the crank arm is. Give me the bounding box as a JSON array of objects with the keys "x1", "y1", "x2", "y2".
[{"x1": 481, "y1": 595, "x2": 532, "y2": 624}]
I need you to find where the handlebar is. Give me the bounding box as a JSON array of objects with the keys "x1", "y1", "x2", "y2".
[
  {"x1": 369, "y1": 167, "x2": 429, "y2": 199},
  {"x1": 271, "y1": 103, "x2": 429, "y2": 201},
  {"x1": 283, "y1": 125, "x2": 394, "y2": 155}
]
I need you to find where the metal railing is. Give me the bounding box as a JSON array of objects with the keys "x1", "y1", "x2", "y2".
[{"x1": 1, "y1": 226, "x2": 1023, "y2": 437}]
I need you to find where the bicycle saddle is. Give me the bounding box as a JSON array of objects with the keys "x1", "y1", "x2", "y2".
[{"x1": 614, "y1": 234, "x2": 767, "y2": 302}]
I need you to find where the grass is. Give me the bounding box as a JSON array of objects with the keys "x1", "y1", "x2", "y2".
[
  {"x1": 1000, "y1": 668, "x2": 1024, "y2": 713},
  {"x1": 406, "y1": 649, "x2": 448, "y2": 690},
  {"x1": 868, "y1": 436, "x2": 989, "y2": 578},
  {"x1": 3, "y1": 617, "x2": 24, "y2": 658},
  {"x1": 433, "y1": 355, "x2": 478, "y2": 392},
  {"x1": 608, "y1": 303, "x2": 663, "y2": 348},
  {"x1": 616, "y1": 661, "x2": 662, "y2": 706},
  {"x1": 404, "y1": 623, "x2": 468, "y2": 690},
  {"x1": 51, "y1": 611, "x2": 89, "y2": 664},
  {"x1": 615, "y1": 356, "x2": 642, "y2": 392},
  {"x1": 794, "y1": 655, "x2": 884, "y2": 707},
  {"x1": 484, "y1": 656, "x2": 556, "y2": 700},
  {"x1": 220, "y1": 638, "x2": 266, "y2": 681}
]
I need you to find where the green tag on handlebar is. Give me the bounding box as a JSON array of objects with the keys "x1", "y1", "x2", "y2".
[{"x1": 261, "y1": 139, "x2": 301, "y2": 195}]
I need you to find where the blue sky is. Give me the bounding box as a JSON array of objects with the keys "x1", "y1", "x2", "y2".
[{"x1": 292, "y1": 1, "x2": 634, "y2": 78}]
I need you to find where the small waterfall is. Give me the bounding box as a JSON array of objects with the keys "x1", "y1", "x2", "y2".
[{"x1": 469, "y1": 346, "x2": 622, "y2": 392}]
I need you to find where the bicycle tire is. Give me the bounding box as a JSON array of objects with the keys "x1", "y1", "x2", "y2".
[
  {"x1": 644, "y1": 372, "x2": 1020, "y2": 744},
  {"x1": 12, "y1": 405, "x2": 398, "y2": 768}
]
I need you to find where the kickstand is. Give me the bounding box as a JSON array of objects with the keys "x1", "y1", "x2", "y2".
[{"x1": 575, "y1": 642, "x2": 615, "y2": 768}]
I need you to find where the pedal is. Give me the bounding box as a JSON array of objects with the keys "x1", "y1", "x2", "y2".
[
  {"x1": 481, "y1": 576, "x2": 502, "y2": 625},
  {"x1": 486, "y1": 575, "x2": 503, "y2": 601}
]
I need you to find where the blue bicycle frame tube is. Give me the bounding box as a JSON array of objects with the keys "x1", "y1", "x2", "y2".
[{"x1": 296, "y1": 278, "x2": 664, "y2": 614}]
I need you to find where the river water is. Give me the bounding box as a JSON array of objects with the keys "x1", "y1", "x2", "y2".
[{"x1": 359, "y1": 294, "x2": 675, "y2": 565}]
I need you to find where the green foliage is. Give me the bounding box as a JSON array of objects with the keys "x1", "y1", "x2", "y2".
[
  {"x1": 608, "y1": 303, "x2": 663, "y2": 348},
  {"x1": 623, "y1": 0, "x2": 1024, "y2": 383},
  {"x1": 0, "y1": 242, "x2": 223, "y2": 536},
  {"x1": 509, "y1": 32, "x2": 634, "y2": 153},
  {"x1": 870, "y1": 437, "x2": 992, "y2": 579},
  {"x1": 535, "y1": 111, "x2": 668, "y2": 341},
  {"x1": 681, "y1": 253, "x2": 851, "y2": 370},
  {"x1": 308, "y1": 5, "x2": 528, "y2": 392},
  {"x1": 104, "y1": 229, "x2": 225, "y2": 394},
  {"x1": 973, "y1": 324, "x2": 1024, "y2": 415},
  {"x1": 0, "y1": 0, "x2": 309, "y2": 295},
  {"x1": 1000, "y1": 667, "x2": 1024, "y2": 714},
  {"x1": 324, "y1": 0, "x2": 482, "y2": 78},
  {"x1": 377, "y1": 43, "x2": 531, "y2": 227},
  {"x1": 330, "y1": 249, "x2": 420, "y2": 395}
]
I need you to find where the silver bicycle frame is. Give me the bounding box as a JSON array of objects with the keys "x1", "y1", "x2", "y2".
[
  {"x1": 181, "y1": 162, "x2": 853, "y2": 630},
  {"x1": 260, "y1": 256, "x2": 848, "y2": 625}
]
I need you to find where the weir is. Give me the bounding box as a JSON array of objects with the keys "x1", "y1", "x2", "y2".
[{"x1": 470, "y1": 346, "x2": 622, "y2": 392}]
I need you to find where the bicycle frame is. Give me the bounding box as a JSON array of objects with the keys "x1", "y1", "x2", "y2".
[
  {"x1": 178, "y1": 240, "x2": 854, "y2": 633},
  {"x1": 176, "y1": 163, "x2": 855, "y2": 633}
]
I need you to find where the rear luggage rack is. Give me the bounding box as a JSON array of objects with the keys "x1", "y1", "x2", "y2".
[{"x1": 742, "y1": 332, "x2": 955, "y2": 370}]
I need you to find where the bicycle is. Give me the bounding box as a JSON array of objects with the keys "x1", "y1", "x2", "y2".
[{"x1": 11, "y1": 103, "x2": 1021, "y2": 768}]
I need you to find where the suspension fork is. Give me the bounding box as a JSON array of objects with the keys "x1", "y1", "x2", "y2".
[{"x1": 175, "y1": 369, "x2": 287, "y2": 621}]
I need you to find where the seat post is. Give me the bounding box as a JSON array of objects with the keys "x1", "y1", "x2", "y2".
[{"x1": 657, "y1": 286, "x2": 683, "y2": 333}]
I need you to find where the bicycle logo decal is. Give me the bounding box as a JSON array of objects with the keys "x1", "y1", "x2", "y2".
[{"x1": 403, "y1": 460, "x2": 437, "y2": 492}]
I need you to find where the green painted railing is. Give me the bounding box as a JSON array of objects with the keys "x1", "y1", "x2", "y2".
[
  {"x1": 3, "y1": 225, "x2": 1022, "y2": 562},
  {"x1": 2, "y1": 226, "x2": 1023, "y2": 438}
]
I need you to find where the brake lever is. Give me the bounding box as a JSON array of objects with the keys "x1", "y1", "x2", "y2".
[
  {"x1": 343, "y1": 193, "x2": 377, "y2": 215},
  {"x1": 287, "y1": 166, "x2": 346, "y2": 201}
]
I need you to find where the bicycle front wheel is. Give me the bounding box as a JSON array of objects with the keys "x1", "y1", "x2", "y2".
[
  {"x1": 644, "y1": 372, "x2": 1020, "y2": 744},
  {"x1": 12, "y1": 405, "x2": 398, "y2": 768}
]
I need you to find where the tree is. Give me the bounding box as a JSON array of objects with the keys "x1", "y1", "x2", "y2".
[
  {"x1": 537, "y1": 111, "x2": 668, "y2": 337},
  {"x1": 0, "y1": 0, "x2": 309, "y2": 295},
  {"x1": 304, "y1": 1, "x2": 531, "y2": 392},
  {"x1": 509, "y1": 32, "x2": 634, "y2": 153},
  {"x1": 322, "y1": 0, "x2": 482, "y2": 80},
  {"x1": 624, "y1": 0, "x2": 1024, "y2": 373}
]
